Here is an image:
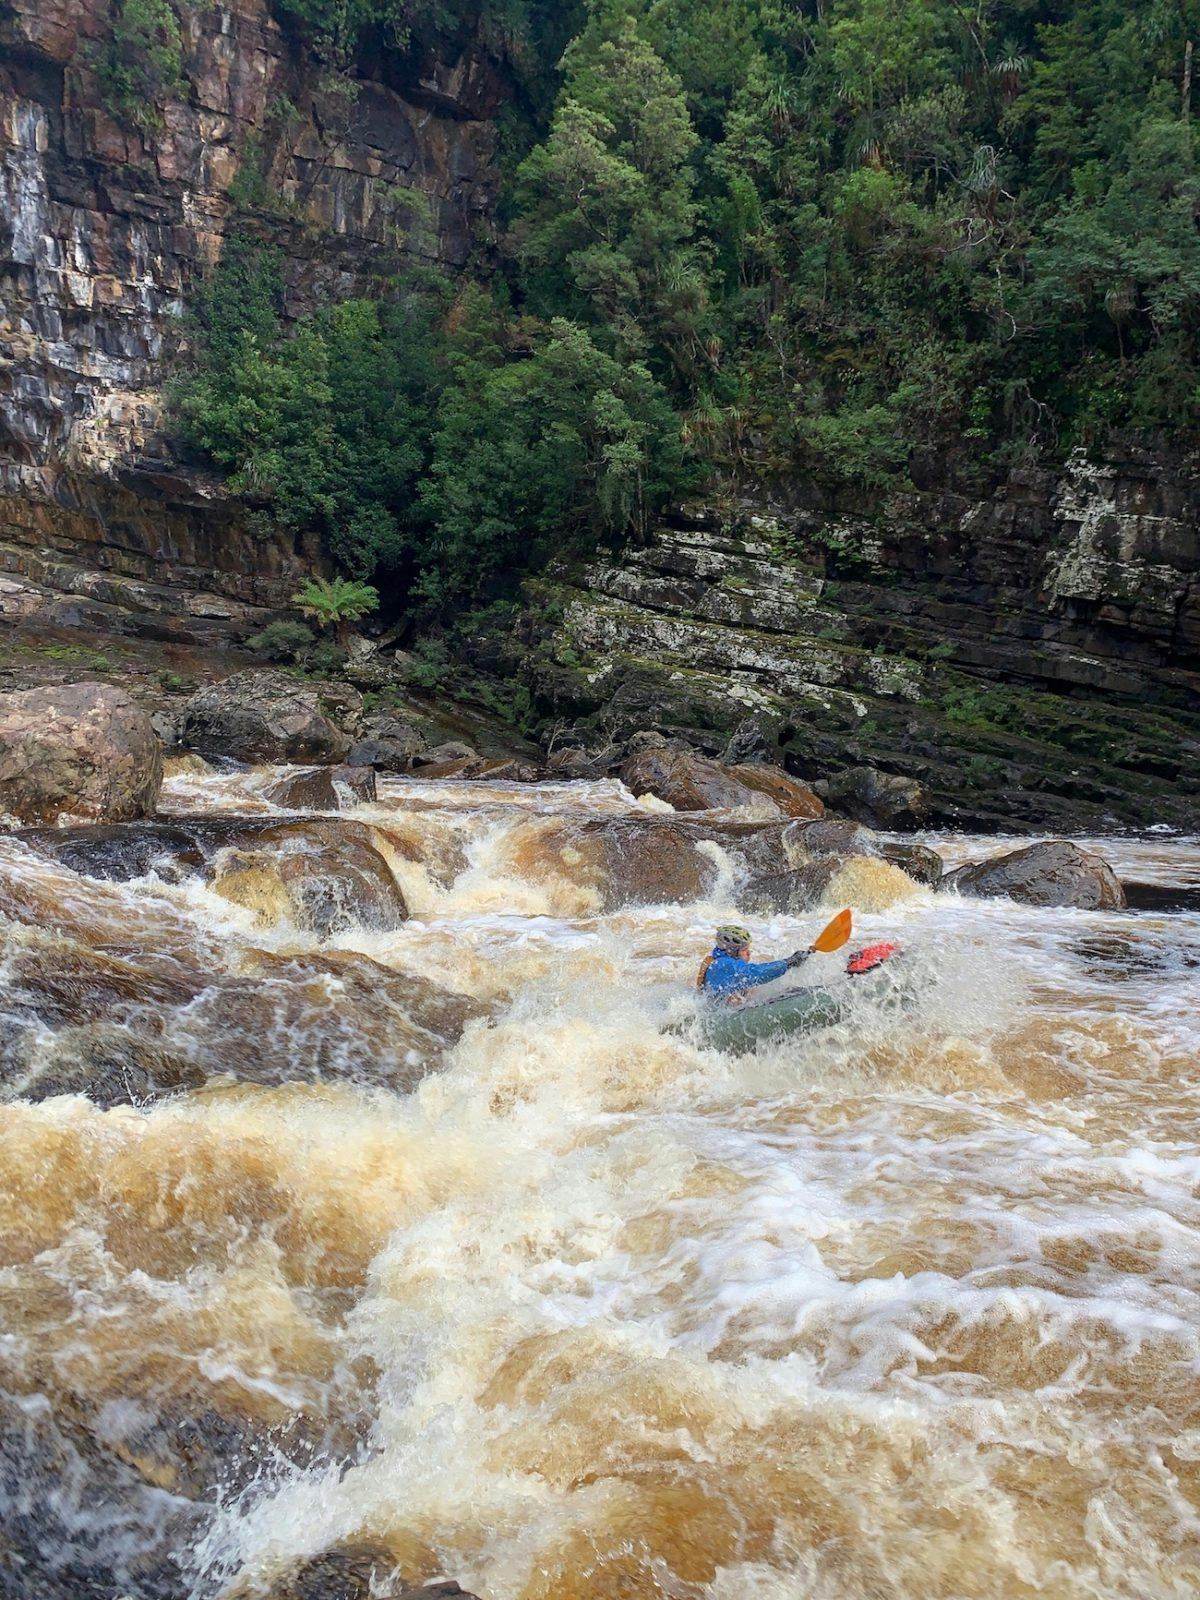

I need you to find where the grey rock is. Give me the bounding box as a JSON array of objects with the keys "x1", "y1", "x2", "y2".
[
  {"x1": 817, "y1": 766, "x2": 930, "y2": 829},
  {"x1": 182, "y1": 671, "x2": 355, "y2": 764},
  {"x1": 943, "y1": 839, "x2": 1126, "y2": 909},
  {"x1": 346, "y1": 737, "x2": 417, "y2": 773},
  {"x1": 415, "y1": 740, "x2": 478, "y2": 767}
]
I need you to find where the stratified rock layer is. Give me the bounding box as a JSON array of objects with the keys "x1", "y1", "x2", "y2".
[
  {"x1": 0, "y1": 0, "x2": 505, "y2": 622},
  {"x1": 527, "y1": 467, "x2": 1199, "y2": 830}
]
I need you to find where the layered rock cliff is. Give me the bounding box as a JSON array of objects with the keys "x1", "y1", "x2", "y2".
[
  {"x1": 524, "y1": 447, "x2": 1200, "y2": 831},
  {"x1": 0, "y1": 0, "x2": 503, "y2": 640}
]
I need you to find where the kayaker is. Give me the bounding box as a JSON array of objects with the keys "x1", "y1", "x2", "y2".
[{"x1": 697, "y1": 924, "x2": 813, "y2": 1003}]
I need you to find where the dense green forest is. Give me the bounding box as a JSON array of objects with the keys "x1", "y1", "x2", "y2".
[{"x1": 157, "y1": 0, "x2": 1200, "y2": 614}]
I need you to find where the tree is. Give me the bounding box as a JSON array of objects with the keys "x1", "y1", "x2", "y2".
[
  {"x1": 513, "y1": 3, "x2": 706, "y2": 372},
  {"x1": 292, "y1": 577, "x2": 380, "y2": 645},
  {"x1": 419, "y1": 317, "x2": 685, "y2": 607}
]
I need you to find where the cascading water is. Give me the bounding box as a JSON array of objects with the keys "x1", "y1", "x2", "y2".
[{"x1": 0, "y1": 766, "x2": 1197, "y2": 1599}]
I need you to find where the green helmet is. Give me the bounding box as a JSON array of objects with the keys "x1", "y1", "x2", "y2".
[{"x1": 715, "y1": 924, "x2": 751, "y2": 954}]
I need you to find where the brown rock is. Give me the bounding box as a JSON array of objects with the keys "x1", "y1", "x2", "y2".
[
  {"x1": 727, "y1": 764, "x2": 824, "y2": 819},
  {"x1": 621, "y1": 747, "x2": 775, "y2": 812},
  {"x1": 182, "y1": 671, "x2": 354, "y2": 764},
  {"x1": 266, "y1": 765, "x2": 377, "y2": 810},
  {"x1": 414, "y1": 758, "x2": 479, "y2": 780},
  {"x1": 0, "y1": 682, "x2": 162, "y2": 824},
  {"x1": 211, "y1": 820, "x2": 407, "y2": 937},
  {"x1": 566, "y1": 816, "x2": 721, "y2": 909},
  {"x1": 943, "y1": 840, "x2": 1126, "y2": 909}
]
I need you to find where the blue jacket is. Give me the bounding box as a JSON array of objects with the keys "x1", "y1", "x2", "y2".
[{"x1": 702, "y1": 949, "x2": 790, "y2": 1000}]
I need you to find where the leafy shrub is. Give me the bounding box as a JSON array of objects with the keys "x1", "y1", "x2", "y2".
[
  {"x1": 95, "y1": 0, "x2": 185, "y2": 129},
  {"x1": 248, "y1": 620, "x2": 316, "y2": 662},
  {"x1": 306, "y1": 641, "x2": 349, "y2": 677}
]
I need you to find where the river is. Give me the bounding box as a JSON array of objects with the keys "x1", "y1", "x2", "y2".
[{"x1": 0, "y1": 766, "x2": 1197, "y2": 1599}]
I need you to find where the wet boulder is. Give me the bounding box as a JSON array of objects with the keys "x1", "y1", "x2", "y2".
[
  {"x1": 18, "y1": 1023, "x2": 205, "y2": 1108},
  {"x1": 182, "y1": 671, "x2": 356, "y2": 764},
  {"x1": 0, "y1": 1388, "x2": 201, "y2": 1600},
  {"x1": 0, "y1": 682, "x2": 162, "y2": 825},
  {"x1": 742, "y1": 856, "x2": 846, "y2": 914},
  {"x1": 415, "y1": 740, "x2": 478, "y2": 768},
  {"x1": 789, "y1": 818, "x2": 943, "y2": 885},
  {"x1": 554, "y1": 815, "x2": 722, "y2": 909},
  {"x1": 189, "y1": 952, "x2": 488, "y2": 1092},
  {"x1": 621, "y1": 746, "x2": 779, "y2": 812},
  {"x1": 726, "y1": 764, "x2": 824, "y2": 819},
  {"x1": 266, "y1": 765, "x2": 377, "y2": 811},
  {"x1": 943, "y1": 839, "x2": 1126, "y2": 910},
  {"x1": 18, "y1": 822, "x2": 207, "y2": 882},
  {"x1": 210, "y1": 820, "x2": 407, "y2": 938},
  {"x1": 816, "y1": 766, "x2": 929, "y2": 829}
]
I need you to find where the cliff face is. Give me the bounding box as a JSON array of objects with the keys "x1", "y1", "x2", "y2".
[
  {"x1": 0, "y1": 0, "x2": 503, "y2": 637},
  {"x1": 528, "y1": 446, "x2": 1200, "y2": 831}
]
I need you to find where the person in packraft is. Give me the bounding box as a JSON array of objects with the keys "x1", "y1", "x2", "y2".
[{"x1": 696, "y1": 923, "x2": 813, "y2": 1003}]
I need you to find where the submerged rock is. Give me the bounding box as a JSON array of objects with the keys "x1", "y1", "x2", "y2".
[
  {"x1": 19, "y1": 1023, "x2": 204, "y2": 1108},
  {"x1": 0, "y1": 682, "x2": 162, "y2": 825},
  {"x1": 263, "y1": 1545, "x2": 479, "y2": 1600},
  {"x1": 182, "y1": 671, "x2": 356, "y2": 764},
  {"x1": 944, "y1": 839, "x2": 1126, "y2": 909},
  {"x1": 184, "y1": 952, "x2": 488, "y2": 1093},
  {"x1": 0, "y1": 1387, "x2": 201, "y2": 1600},
  {"x1": 211, "y1": 821, "x2": 407, "y2": 938}
]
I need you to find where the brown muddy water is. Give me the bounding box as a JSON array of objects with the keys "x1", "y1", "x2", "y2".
[{"x1": 0, "y1": 767, "x2": 1198, "y2": 1599}]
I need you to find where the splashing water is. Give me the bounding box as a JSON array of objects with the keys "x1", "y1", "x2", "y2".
[{"x1": 0, "y1": 767, "x2": 1197, "y2": 1599}]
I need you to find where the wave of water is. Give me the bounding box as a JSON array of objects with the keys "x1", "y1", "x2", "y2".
[{"x1": 0, "y1": 767, "x2": 1197, "y2": 1598}]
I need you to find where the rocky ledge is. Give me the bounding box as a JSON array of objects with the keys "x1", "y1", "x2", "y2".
[{"x1": 518, "y1": 456, "x2": 1199, "y2": 833}]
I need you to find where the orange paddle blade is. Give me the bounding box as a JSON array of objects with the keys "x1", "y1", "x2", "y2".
[{"x1": 812, "y1": 907, "x2": 853, "y2": 954}]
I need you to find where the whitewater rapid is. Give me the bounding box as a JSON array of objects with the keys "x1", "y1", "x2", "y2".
[{"x1": 0, "y1": 767, "x2": 1197, "y2": 1599}]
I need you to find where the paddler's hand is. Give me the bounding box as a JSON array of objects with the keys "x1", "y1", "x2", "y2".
[{"x1": 785, "y1": 948, "x2": 811, "y2": 970}]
